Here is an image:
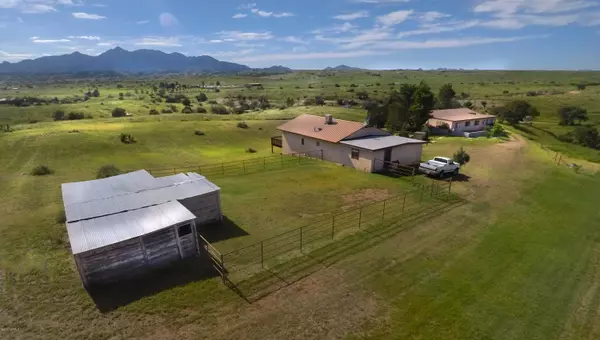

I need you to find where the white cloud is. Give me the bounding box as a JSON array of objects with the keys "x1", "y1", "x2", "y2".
[
  {"x1": 281, "y1": 36, "x2": 310, "y2": 44},
  {"x1": 32, "y1": 38, "x2": 71, "y2": 43},
  {"x1": 398, "y1": 20, "x2": 480, "y2": 37},
  {"x1": 334, "y1": 11, "x2": 369, "y2": 20},
  {"x1": 136, "y1": 20, "x2": 149, "y2": 24},
  {"x1": 72, "y1": 12, "x2": 106, "y2": 20},
  {"x1": 250, "y1": 8, "x2": 294, "y2": 18},
  {"x1": 0, "y1": 50, "x2": 34, "y2": 61},
  {"x1": 22, "y1": 4, "x2": 56, "y2": 13},
  {"x1": 474, "y1": 0, "x2": 598, "y2": 15},
  {"x1": 134, "y1": 37, "x2": 181, "y2": 47},
  {"x1": 68, "y1": 35, "x2": 101, "y2": 40},
  {"x1": 353, "y1": 0, "x2": 411, "y2": 3},
  {"x1": 376, "y1": 10, "x2": 413, "y2": 26},
  {"x1": 237, "y1": 3, "x2": 256, "y2": 10},
  {"x1": 159, "y1": 12, "x2": 178, "y2": 27},
  {"x1": 370, "y1": 35, "x2": 547, "y2": 50},
  {"x1": 30, "y1": 36, "x2": 39, "y2": 40},
  {"x1": 232, "y1": 13, "x2": 247, "y2": 18},
  {"x1": 419, "y1": 11, "x2": 450, "y2": 22},
  {"x1": 217, "y1": 30, "x2": 274, "y2": 41},
  {"x1": 97, "y1": 42, "x2": 116, "y2": 46},
  {"x1": 90, "y1": 3, "x2": 106, "y2": 7},
  {"x1": 311, "y1": 22, "x2": 358, "y2": 34},
  {"x1": 232, "y1": 50, "x2": 387, "y2": 63},
  {"x1": 210, "y1": 39, "x2": 223, "y2": 43},
  {"x1": 211, "y1": 49, "x2": 256, "y2": 58},
  {"x1": 17, "y1": 16, "x2": 23, "y2": 23}
]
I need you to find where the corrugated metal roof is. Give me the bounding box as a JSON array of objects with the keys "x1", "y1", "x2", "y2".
[
  {"x1": 277, "y1": 114, "x2": 365, "y2": 143},
  {"x1": 61, "y1": 170, "x2": 155, "y2": 206},
  {"x1": 63, "y1": 172, "x2": 220, "y2": 223},
  {"x1": 340, "y1": 136, "x2": 426, "y2": 151},
  {"x1": 430, "y1": 108, "x2": 496, "y2": 122},
  {"x1": 66, "y1": 200, "x2": 196, "y2": 254}
]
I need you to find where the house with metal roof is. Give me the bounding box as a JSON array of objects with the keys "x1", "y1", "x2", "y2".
[
  {"x1": 61, "y1": 170, "x2": 222, "y2": 287},
  {"x1": 276, "y1": 114, "x2": 426, "y2": 172},
  {"x1": 428, "y1": 108, "x2": 496, "y2": 136}
]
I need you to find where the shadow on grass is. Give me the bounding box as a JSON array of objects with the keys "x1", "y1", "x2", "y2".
[
  {"x1": 227, "y1": 197, "x2": 467, "y2": 302},
  {"x1": 197, "y1": 215, "x2": 249, "y2": 243},
  {"x1": 88, "y1": 255, "x2": 219, "y2": 313}
]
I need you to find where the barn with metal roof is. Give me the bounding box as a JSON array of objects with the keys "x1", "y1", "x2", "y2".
[{"x1": 62, "y1": 170, "x2": 222, "y2": 287}]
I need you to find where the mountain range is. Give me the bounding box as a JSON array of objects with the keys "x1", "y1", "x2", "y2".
[
  {"x1": 324, "y1": 65, "x2": 363, "y2": 71},
  {"x1": 0, "y1": 47, "x2": 291, "y2": 74}
]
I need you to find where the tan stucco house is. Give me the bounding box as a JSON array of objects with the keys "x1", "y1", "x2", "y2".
[
  {"x1": 277, "y1": 114, "x2": 426, "y2": 173},
  {"x1": 428, "y1": 108, "x2": 496, "y2": 136}
]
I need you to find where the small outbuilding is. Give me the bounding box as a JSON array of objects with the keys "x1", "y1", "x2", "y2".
[
  {"x1": 276, "y1": 114, "x2": 426, "y2": 172},
  {"x1": 428, "y1": 108, "x2": 496, "y2": 136},
  {"x1": 62, "y1": 170, "x2": 222, "y2": 287}
]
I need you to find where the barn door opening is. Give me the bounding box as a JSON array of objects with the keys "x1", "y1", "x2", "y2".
[
  {"x1": 177, "y1": 223, "x2": 197, "y2": 259},
  {"x1": 383, "y1": 148, "x2": 392, "y2": 167}
]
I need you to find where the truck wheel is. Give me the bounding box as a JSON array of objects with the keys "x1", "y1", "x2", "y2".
[{"x1": 453, "y1": 169, "x2": 459, "y2": 176}]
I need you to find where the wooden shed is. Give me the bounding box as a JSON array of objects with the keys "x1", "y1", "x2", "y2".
[{"x1": 61, "y1": 170, "x2": 222, "y2": 287}]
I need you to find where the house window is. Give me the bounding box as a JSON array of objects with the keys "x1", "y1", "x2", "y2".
[
  {"x1": 178, "y1": 224, "x2": 192, "y2": 237},
  {"x1": 474, "y1": 120, "x2": 480, "y2": 126},
  {"x1": 316, "y1": 140, "x2": 320, "y2": 146},
  {"x1": 465, "y1": 121, "x2": 471, "y2": 127},
  {"x1": 351, "y1": 148, "x2": 360, "y2": 160},
  {"x1": 301, "y1": 138, "x2": 304, "y2": 145}
]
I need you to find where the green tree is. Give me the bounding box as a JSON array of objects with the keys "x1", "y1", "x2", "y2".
[
  {"x1": 557, "y1": 106, "x2": 588, "y2": 126},
  {"x1": 481, "y1": 100, "x2": 488, "y2": 110},
  {"x1": 463, "y1": 101, "x2": 473, "y2": 109},
  {"x1": 438, "y1": 83, "x2": 456, "y2": 109},
  {"x1": 196, "y1": 93, "x2": 208, "y2": 102},
  {"x1": 286, "y1": 97, "x2": 295, "y2": 107},
  {"x1": 112, "y1": 107, "x2": 127, "y2": 117},
  {"x1": 92, "y1": 89, "x2": 100, "y2": 97},
  {"x1": 52, "y1": 110, "x2": 65, "y2": 121},
  {"x1": 573, "y1": 126, "x2": 599, "y2": 149},
  {"x1": 182, "y1": 97, "x2": 191, "y2": 106},
  {"x1": 216, "y1": 80, "x2": 221, "y2": 86},
  {"x1": 492, "y1": 100, "x2": 539, "y2": 125},
  {"x1": 453, "y1": 147, "x2": 471, "y2": 165},
  {"x1": 384, "y1": 81, "x2": 435, "y2": 132}
]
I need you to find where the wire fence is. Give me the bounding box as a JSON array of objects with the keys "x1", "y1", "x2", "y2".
[
  {"x1": 137, "y1": 150, "x2": 324, "y2": 178},
  {"x1": 540, "y1": 144, "x2": 597, "y2": 176},
  {"x1": 219, "y1": 179, "x2": 454, "y2": 280}
]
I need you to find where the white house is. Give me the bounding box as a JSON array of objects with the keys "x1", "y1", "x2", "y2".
[
  {"x1": 277, "y1": 114, "x2": 426, "y2": 173},
  {"x1": 428, "y1": 108, "x2": 496, "y2": 136}
]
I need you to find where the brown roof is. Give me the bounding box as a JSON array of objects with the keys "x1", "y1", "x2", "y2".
[
  {"x1": 430, "y1": 108, "x2": 496, "y2": 122},
  {"x1": 277, "y1": 114, "x2": 365, "y2": 143}
]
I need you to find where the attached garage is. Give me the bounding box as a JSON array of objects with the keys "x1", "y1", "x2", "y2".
[{"x1": 62, "y1": 170, "x2": 222, "y2": 287}]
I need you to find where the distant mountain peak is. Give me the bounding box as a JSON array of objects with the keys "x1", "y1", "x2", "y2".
[{"x1": 324, "y1": 65, "x2": 362, "y2": 71}]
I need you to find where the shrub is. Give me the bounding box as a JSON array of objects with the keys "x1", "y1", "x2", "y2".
[
  {"x1": 149, "y1": 108, "x2": 159, "y2": 115},
  {"x1": 349, "y1": 84, "x2": 358, "y2": 87},
  {"x1": 161, "y1": 108, "x2": 174, "y2": 114},
  {"x1": 169, "y1": 104, "x2": 178, "y2": 113},
  {"x1": 67, "y1": 112, "x2": 85, "y2": 120},
  {"x1": 196, "y1": 106, "x2": 207, "y2": 113},
  {"x1": 182, "y1": 98, "x2": 191, "y2": 106},
  {"x1": 237, "y1": 121, "x2": 249, "y2": 129},
  {"x1": 452, "y1": 147, "x2": 471, "y2": 165},
  {"x1": 335, "y1": 84, "x2": 340, "y2": 87},
  {"x1": 31, "y1": 165, "x2": 53, "y2": 176},
  {"x1": 246, "y1": 147, "x2": 257, "y2": 153},
  {"x1": 112, "y1": 107, "x2": 127, "y2": 117},
  {"x1": 194, "y1": 130, "x2": 205, "y2": 136},
  {"x1": 120, "y1": 133, "x2": 136, "y2": 144},
  {"x1": 212, "y1": 105, "x2": 230, "y2": 115},
  {"x1": 53, "y1": 110, "x2": 65, "y2": 121},
  {"x1": 487, "y1": 122, "x2": 506, "y2": 137},
  {"x1": 182, "y1": 106, "x2": 193, "y2": 114},
  {"x1": 315, "y1": 96, "x2": 325, "y2": 105},
  {"x1": 96, "y1": 165, "x2": 121, "y2": 179},
  {"x1": 438, "y1": 122, "x2": 451, "y2": 130}
]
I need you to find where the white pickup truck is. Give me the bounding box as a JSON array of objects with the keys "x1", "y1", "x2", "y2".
[{"x1": 419, "y1": 157, "x2": 460, "y2": 177}]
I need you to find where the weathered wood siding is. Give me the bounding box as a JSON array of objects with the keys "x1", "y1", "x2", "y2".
[
  {"x1": 179, "y1": 192, "x2": 221, "y2": 225},
  {"x1": 76, "y1": 221, "x2": 199, "y2": 286}
]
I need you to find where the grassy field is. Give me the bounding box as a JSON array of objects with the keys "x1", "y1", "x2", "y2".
[{"x1": 2, "y1": 71, "x2": 600, "y2": 340}]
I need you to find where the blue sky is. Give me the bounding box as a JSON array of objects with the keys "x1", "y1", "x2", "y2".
[{"x1": 1, "y1": 0, "x2": 599, "y2": 69}]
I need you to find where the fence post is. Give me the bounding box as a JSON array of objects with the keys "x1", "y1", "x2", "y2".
[
  {"x1": 382, "y1": 200, "x2": 386, "y2": 220},
  {"x1": 411, "y1": 167, "x2": 416, "y2": 180},
  {"x1": 299, "y1": 227, "x2": 303, "y2": 253},
  {"x1": 402, "y1": 192, "x2": 407, "y2": 212},
  {"x1": 220, "y1": 254, "x2": 225, "y2": 280},
  {"x1": 331, "y1": 215, "x2": 335, "y2": 239},
  {"x1": 358, "y1": 207, "x2": 362, "y2": 229},
  {"x1": 261, "y1": 241, "x2": 264, "y2": 268}
]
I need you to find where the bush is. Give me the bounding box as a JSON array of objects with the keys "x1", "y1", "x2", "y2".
[
  {"x1": 452, "y1": 147, "x2": 471, "y2": 165},
  {"x1": 120, "y1": 133, "x2": 136, "y2": 144},
  {"x1": 196, "y1": 106, "x2": 207, "y2": 113},
  {"x1": 246, "y1": 147, "x2": 257, "y2": 153},
  {"x1": 67, "y1": 112, "x2": 85, "y2": 120},
  {"x1": 161, "y1": 108, "x2": 173, "y2": 114},
  {"x1": 237, "y1": 121, "x2": 249, "y2": 129},
  {"x1": 194, "y1": 130, "x2": 205, "y2": 136},
  {"x1": 96, "y1": 165, "x2": 121, "y2": 179},
  {"x1": 182, "y1": 106, "x2": 193, "y2": 114},
  {"x1": 335, "y1": 84, "x2": 340, "y2": 87},
  {"x1": 31, "y1": 165, "x2": 53, "y2": 176},
  {"x1": 112, "y1": 107, "x2": 127, "y2": 117},
  {"x1": 212, "y1": 105, "x2": 230, "y2": 115},
  {"x1": 149, "y1": 108, "x2": 159, "y2": 115},
  {"x1": 182, "y1": 98, "x2": 191, "y2": 106},
  {"x1": 487, "y1": 122, "x2": 506, "y2": 137},
  {"x1": 53, "y1": 110, "x2": 65, "y2": 121}
]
